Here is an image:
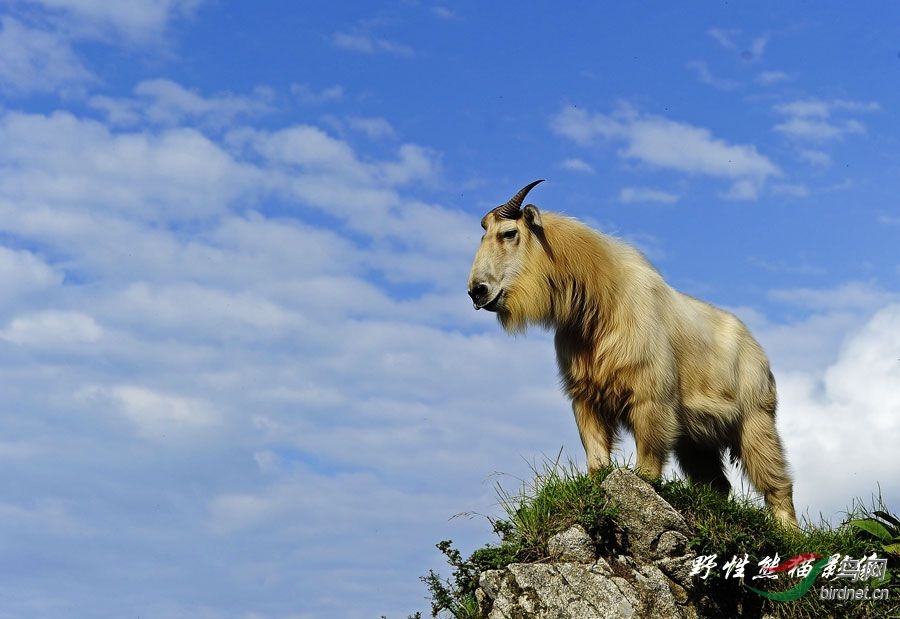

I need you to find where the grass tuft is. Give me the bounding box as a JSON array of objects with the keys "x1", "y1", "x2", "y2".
[{"x1": 493, "y1": 455, "x2": 618, "y2": 560}]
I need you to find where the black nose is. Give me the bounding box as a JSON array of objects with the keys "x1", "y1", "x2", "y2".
[{"x1": 468, "y1": 283, "x2": 489, "y2": 304}]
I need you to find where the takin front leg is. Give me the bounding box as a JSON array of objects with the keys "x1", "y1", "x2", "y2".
[
  {"x1": 629, "y1": 400, "x2": 679, "y2": 480},
  {"x1": 572, "y1": 399, "x2": 615, "y2": 475}
]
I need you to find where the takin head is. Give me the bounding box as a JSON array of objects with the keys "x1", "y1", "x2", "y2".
[{"x1": 467, "y1": 180, "x2": 548, "y2": 329}]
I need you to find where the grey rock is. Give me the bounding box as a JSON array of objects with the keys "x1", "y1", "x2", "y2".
[
  {"x1": 479, "y1": 569, "x2": 506, "y2": 598},
  {"x1": 590, "y1": 556, "x2": 614, "y2": 577},
  {"x1": 547, "y1": 524, "x2": 596, "y2": 563},
  {"x1": 477, "y1": 570, "x2": 506, "y2": 617},
  {"x1": 655, "y1": 530, "x2": 689, "y2": 558},
  {"x1": 483, "y1": 563, "x2": 638, "y2": 619},
  {"x1": 632, "y1": 565, "x2": 682, "y2": 617},
  {"x1": 599, "y1": 469, "x2": 690, "y2": 561},
  {"x1": 655, "y1": 554, "x2": 698, "y2": 590}
]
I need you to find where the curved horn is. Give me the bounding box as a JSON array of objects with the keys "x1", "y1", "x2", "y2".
[{"x1": 495, "y1": 179, "x2": 545, "y2": 219}]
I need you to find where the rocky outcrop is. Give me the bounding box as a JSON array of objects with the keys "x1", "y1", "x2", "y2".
[{"x1": 475, "y1": 469, "x2": 721, "y2": 619}]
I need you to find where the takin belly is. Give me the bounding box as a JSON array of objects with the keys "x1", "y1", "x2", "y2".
[{"x1": 676, "y1": 368, "x2": 744, "y2": 444}]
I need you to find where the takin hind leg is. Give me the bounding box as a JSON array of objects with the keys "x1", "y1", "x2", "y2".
[
  {"x1": 738, "y1": 410, "x2": 798, "y2": 529},
  {"x1": 674, "y1": 437, "x2": 732, "y2": 495}
]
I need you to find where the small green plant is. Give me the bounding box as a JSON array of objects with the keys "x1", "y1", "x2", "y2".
[
  {"x1": 420, "y1": 532, "x2": 527, "y2": 618},
  {"x1": 847, "y1": 509, "x2": 900, "y2": 557},
  {"x1": 421, "y1": 540, "x2": 493, "y2": 618}
]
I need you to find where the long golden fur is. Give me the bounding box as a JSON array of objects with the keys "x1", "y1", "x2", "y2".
[{"x1": 467, "y1": 182, "x2": 798, "y2": 527}]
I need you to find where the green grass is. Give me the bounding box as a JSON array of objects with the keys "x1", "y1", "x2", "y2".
[
  {"x1": 422, "y1": 460, "x2": 900, "y2": 619},
  {"x1": 493, "y1": 457, "x2": 620, "y2": 558}
]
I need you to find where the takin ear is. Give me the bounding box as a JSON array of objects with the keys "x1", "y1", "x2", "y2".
[{"x1": 522, "y1": 204, "x2": 543, "y2": 231}]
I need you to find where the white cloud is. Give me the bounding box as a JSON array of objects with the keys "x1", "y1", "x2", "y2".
[
  {"x1": 347, "y1": 116, "x2": 396, "y2": 140},
  {"x1": 797, "y1": 148, "x2": 832, "y2": 167},
  {"x1": 722, "y1": 179, "x2": 761, "y2": 201},
  {"x1": 775, "y1": 117, "x2": 865, "y2": 142},
  {"x1": 773, "y1": 98, "x2": 879, "y2": 143},
  {"x1": 744, "y1": 35, "x2": 768, "y2": 62},
  {"x1": 0, "y1": 16, "x2": 95, "y2": 95},
  {"x1": 824, "y1": 305, "x2": 900, "y2": 420},
  {"x1": 769, "y1": 282, "x2": 897, "y2": 312},
  {"x1": 332, "y1": 32, "x2": 414, "y2": 57},
  {"x1": 16, "y1": 0, "x2": 204, "y2": 42},
  {"x1": 552, "y1": 105, "x2": 780, "y2": 189},
  {"x1": 290, "y1": 82, "x2": 344, "y2": 105},
  {"x1": 80, "y1": 384, "x2": 220, "y2": 440},
  {"x1": 775, "y1": 100, "x2": 831, "y2": 119},
  {"x1": 84, "y1": 94, "x2": 141, "y2": 125},
  {"x1": 749, "y1": 312, "x2": 863, "y2": 378},
  {"x1": 237, "y1": 125, "x2": 438, "y2": 191},
  {"x1": 706, "y1": 28, "x2": 768, "y2": 62},
  {"x1": 432, "y1": 6, "x2": 457, "y2": 20},
  {"x1": 0, "y1": 110, "x2": 259, "y2": 221},
  {"x1": 109, "y1": 282, "x2": 300, "y2": 335},
  {"x1": 832, "y1": 100, "x2": 881, "y2": 113},
  {"x1": 380, "y1": 144, "x2": 440, "y2": 185},
  {"x1": 739, "y1": 282, "x2": 898, "y2": 376},
  {"x1": 89, "y1": 79, "x2": 273, "y2": 127},
  {"x1": 208, "y1": 490, "x2": 274, "y2": 533},
  {"x1": 756, "y1": 71, "x2": 790, "y2": 86},
  {"x1": 0, "y1": 246, "x2": 63, "y2": 300},
  {"x1": 551, "y1": 105, "x2": 620, "y2": 145},
  {"x1": 707, "y1": 27, "x2": 738, "y2": 50},
  {"x1": 0, "y1": 1, "x2": 203, "y2": 99},
  {"x1": 0, "y1": 498, "x2": 87, "y2": 536},
  {"x1": 1, "y1": 310, "x2": 103, "y2": 346},
  {"x1": 209, "y1": 213, "x2": 365, "y2": 278},
  {"x1": 245, "y1": 123, "x2": 363, "y2": 172},
  {"x1": 747, "y1": 256, "x2": 825, "y2": 277},
  {"x1": 686, "y1": 60, "x2": 739, "y2": 91},
  {"x1": 619, "y1": 186, "x2": 678, "y2": 204},
  {"x1": 560, "y1": 158, "x2": 594, "y2": 174},
  {"x1": 233, "y1": 124, "x2": 442, "y2": 228},
  {"x1": 777, "y1": 304, "x2": 900, "y2": 519}
]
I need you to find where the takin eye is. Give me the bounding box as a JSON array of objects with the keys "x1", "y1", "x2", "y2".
[{"x1": 501, "y1": 229, "x2": 518, "y2": 241}]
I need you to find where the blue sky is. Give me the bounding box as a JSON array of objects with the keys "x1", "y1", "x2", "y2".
[{"x1": 0, "y1": 2, "x2": 898, "y2": 618}]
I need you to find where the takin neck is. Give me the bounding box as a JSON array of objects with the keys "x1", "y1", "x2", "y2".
[{"x1": 500, "y1": 212, "x2": 625, "y2": 337}]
